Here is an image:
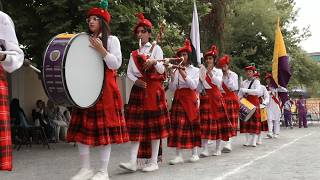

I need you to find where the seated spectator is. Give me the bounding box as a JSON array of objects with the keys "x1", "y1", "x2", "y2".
[
  {"x1": 45, "y1": 100, "x2": 68, "y2": 142},
  {"x1": 10, "y1": 98, "x2": 31, "y2": 144},
  {"x1": 57, "y1": 105, "x2": 71, "y2": 140},
  {"x1": 32, "y1": 99, "x2": 55, "y2": 141},
  {"x1": 10, "y1": 98, "x2": 30, "y2": 128}
]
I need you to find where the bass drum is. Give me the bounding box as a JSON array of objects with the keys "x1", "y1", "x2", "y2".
[{"x1": 42, "y1": 33, "x2": 105, "y2": 108}]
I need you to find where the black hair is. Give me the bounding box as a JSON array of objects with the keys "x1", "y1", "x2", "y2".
[
  {"x1": 135, "y1": 26, "x2": 152, "y2": 34},
  {"x1": 134, "y1": 26, "x2": 152, "y2": 42},
  {"x1": 204, "y1": 55, "x2": 218, "y2": 66},
  {"x1": 87, "y1": 15, "x2": 111, "y2": 51}
]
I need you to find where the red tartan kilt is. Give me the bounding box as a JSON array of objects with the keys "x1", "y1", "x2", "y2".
[
  {"x1": 200, "y1": 94, "x2": 232, "y2": 141},
  {"x1": 168, "y1": 98, "x2": 201, "y2": 149},
  {"x1": 261, "y1": 120, "x2": 269, "y2": 131},
  {"x1": 67, "y1": 100, "x2": 129, "y2": 146},
  {"x1": 223, "y1": 93, "x2": 240, "y2": 137},
  {"x1": 125, "y1": 85, "x2": 170, "y2": 141},
  {"x1": 0, "y1": 76, "x2": 12, "y2": 171},
  {"x1": 240, "y1": 107, "x2": 261, "y2": 134}
]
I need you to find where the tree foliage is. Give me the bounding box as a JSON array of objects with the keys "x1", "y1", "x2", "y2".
[{"x1": 2, "y1": 0, "x2": 319, "y2": 96}]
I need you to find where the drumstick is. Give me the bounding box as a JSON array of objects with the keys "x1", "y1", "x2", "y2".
[{"x1": 28, "y1": 64, "x2": 41, "y2": 73}]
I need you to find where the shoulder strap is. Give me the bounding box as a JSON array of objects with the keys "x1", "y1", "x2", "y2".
[{"x1": 248, "y1": 79, "x2": 255, "y2": 89}]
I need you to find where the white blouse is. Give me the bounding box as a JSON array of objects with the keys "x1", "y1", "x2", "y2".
[
  {"x1": 259, "y1": 84, "x2": 270, "y2": 106},
  {"x1": 238, "y1": 78, "x2": 261, "y2": 98},
  {"x1": 221, "y1": 70, "x2": 238, "y2": 92},
  {"x1": 169, "y1": 65, "x2": 199, "y2": 92},
  {"x1": 199, "y1": 66, "x2": 223, "y2": 89},
  {"x1": 0, "y1": 11, "x2": 24, "y2": 73},
  {"x1": 103, "y1": 35, "x2": 122, "y2": 70},
  {"x1": 127, "y1": 42, "x2": 165, "y2": 82}
]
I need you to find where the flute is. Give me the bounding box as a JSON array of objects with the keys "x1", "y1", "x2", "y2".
[
  {"x1": 157, "y1": 57, "x2": 184, "y2": 63},
  {"x1": 138, "y1": 38, "x2": 142, "y2": 53},
  {"x1": 163, "y1": 63, "x2": 186, "y2": 70}
]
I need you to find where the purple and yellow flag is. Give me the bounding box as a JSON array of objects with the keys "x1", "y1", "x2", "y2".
[{"x1": 272, "y1": 17, "x2": 291, "y2": 88}]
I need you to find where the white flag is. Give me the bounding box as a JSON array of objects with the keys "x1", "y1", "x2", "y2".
[{"x1": 190, "y1": 0, "x2": 201, "y2": 65}]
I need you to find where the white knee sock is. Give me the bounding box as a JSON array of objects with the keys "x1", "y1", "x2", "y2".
[
  {"x1": 130, "y1": 141, "x2": 140, "y2": 164},
  {"x1": 176, "y1": 148, "x2": 182, "y2": 157},
  {"x1": 151, "y1": 139, "x2": 160, "y2": 164},
  {"x1": 99, "y1": 145, "x2": 111, "y2": 173},
  {"x1": 274, "y1": 120, "x2": 280, "y2": 135},
  {"x1": 202, "y1": 139, "x2": 209, "y2": 152},
  {"x1": 78, "y1": 143, "x2": 90, "y2": 169},
  {"x1": 192, "y1": 147, "x2": 198, "y2": 156},
  {"x1": 252, "y1": 134, "x2": 258, "y2": 146},
  {"x1": 267, "y1": 120, "x2": 273, "y2": 135},
  {"x1": 245, "y1": 133, "x2": 250, "y2": 144},
  {"x1": 216, "y1": 140, "x2": 221, "y2": 151},
  {"x1": 258, "y1": 134, "x2": 262, "y2": 142}
]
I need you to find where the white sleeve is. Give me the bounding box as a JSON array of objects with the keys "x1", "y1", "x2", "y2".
[
  {"x1": 199, "y1": 65, "x2": 207, "y2": 82},
  {"x1": 224, "y1": 72, "x2": 238, "y2": 91},
  {"x1": 103, "y1": 36, "x2": 122, "y2": 70},
  {"x1": 169, "y1": 81, "x2": 177, "y2": 92},
  {"x1": 262, "y1": 86, "x2": 270, "y2": 105},
  {"x1": 277, "y1": 86, "x2": 288, "y2": 92},
  {"x1": 185, "y1": 68, "x2": 199, "y2": 90},
  {"x1": 0, "y1": 14, "x2": 24, "y2": 73},
  {"x1": 211, "y1": 74, "x2": 222, "y2": 88},
  {"x1": 168, "y1": 72, "x2": 177, "y2": 91},
  {"x1": 238, "y1": 81, "x2": 245, "y2": 98},
  {"x1": 126, "y1": 55, "x2": 138, "y2": 82},
  {"x1": 245, "y1": 80, "x2": 261, "y2": 96},
  {"x1": 152, "y1": 45, "x2": 165, "y2": 74}
]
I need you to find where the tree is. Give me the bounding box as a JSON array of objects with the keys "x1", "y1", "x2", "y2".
[
  {"x1": 223, "y1": 0, "x2": 314, "y2": 86},
  {"x1": 3, "y1": 0, "x2": 210, "y2": 74}
]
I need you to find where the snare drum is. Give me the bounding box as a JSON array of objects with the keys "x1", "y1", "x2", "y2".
[
  {"x1": 42, "y1": 33, "x2": 105, "y2": 108},
  {"x1": 239, "y1": 98, "x2": 256, "y2": 121}
]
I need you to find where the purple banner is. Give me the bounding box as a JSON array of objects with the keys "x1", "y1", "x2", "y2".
[{"x1": 278, "y1": 56, "x2": 291, "y2": 88}]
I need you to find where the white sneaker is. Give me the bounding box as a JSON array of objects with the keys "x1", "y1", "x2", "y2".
[
  {"x1": 251, "y1": 143, "x2": 257, "y2": 147},
  {"x1": 273, "y1": 134, "x2": 278, "y2": 138},
  {"x1": 265, "y1": 134, "x2": 273, "y2": 139},
  {"x1": 257, "y1": 141, "x2": 262, "y2": 145},
  {"x1": 189, "y1": 155, "x2": 200, "y2": 163},
  {"x1": 70, "y1": 168, "x2": 94, "y2": 180},
  {"x1": 222, "y1": 144, "x2": 232, "y2": 153},
  {"x1": 90, "y1": 171, "x2": 109, "y2": 180},
  {"x1": 213, "y1": 150, "x2": 221, "y2": 156},
  {"x1": 142, "y1": 162, "x2": 159, "y2": 172},
  {"x1": 119, "y1": 162, "x2": 137, "y2": 172},
  {"x1": 137, "y1": 159, "x2": 148, "y2": 170},
  {"x1": 169, "y1": 156, "x2": 184, "y2": 165},
  {"x1": 243, "y1": 142, "x2": 250, "y2": 147},
  {"x1": 200, "y1": 151, "x2": 209, "y2": 157}
]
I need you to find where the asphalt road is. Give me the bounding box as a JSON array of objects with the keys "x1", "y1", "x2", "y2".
[{"x1": 1, "y1": 126, "x2": 318, "y2": 180}]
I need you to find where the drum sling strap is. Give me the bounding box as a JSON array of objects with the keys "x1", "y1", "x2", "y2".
[{"x1": 248, "y1": 79, "x2": 255, "y2": 90}]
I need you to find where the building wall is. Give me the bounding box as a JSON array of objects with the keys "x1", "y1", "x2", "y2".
[{"x1": 9, "y1": 66, "x2": 48, "y2": 121}]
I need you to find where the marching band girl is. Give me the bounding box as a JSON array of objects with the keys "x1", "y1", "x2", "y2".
[{"x1": 67, "y1": 2, "x2": 129, "y2": 179}]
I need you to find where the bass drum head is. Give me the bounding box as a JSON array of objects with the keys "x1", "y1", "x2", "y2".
[{"x1": 64, "y1": 33, "x2": 104, "y2": 108}]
